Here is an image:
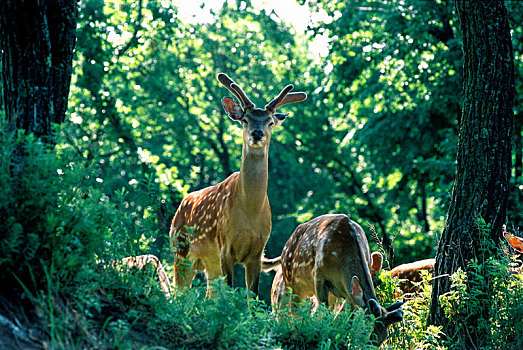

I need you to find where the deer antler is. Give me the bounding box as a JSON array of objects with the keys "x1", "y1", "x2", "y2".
[
  {"x1": 266, "y1": 85, "x2": 307, "y2": 113},
  {"x1": 217, "y1": 73, "x2": 255, "y2": 110}
]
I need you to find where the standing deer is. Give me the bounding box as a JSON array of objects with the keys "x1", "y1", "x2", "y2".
[
  {"x1": 169, "y1": 73, "x2": 306, "y2": 296},
  {"x1": 272, "y1": 214, "x2": 403, "y2": 346}
]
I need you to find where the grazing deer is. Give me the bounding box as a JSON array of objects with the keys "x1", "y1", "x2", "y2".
[
  {"x1": 104, "y1": 254, "x2": 172, "y2": 298},
  {"x1": 169, "y1": 73, "x2": 306, "y2": 296},
  {"x1": 389, "y1": 258, "x2": 435, "y2": 295},
  {"x1": 272, "y1": 214, "x2": 403, "y2": 346},
  {"x1": 388, "y1": 232, "x2": 523, "y2": 295},
  {"x1": 271, "y1": 247, "x2": 383, "y2": 312},
  {"x1": 119, "y1": 255, "x2": 172, "y2": 298}
]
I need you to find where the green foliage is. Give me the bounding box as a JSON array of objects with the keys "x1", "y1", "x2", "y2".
[
  {"x1": 0, "y1": 125, "x2": 180, "y2": 347},
  {"x1": 374, "y1": 270, "x2": 444, "y2": 350},
  {"x1": 273, "y1": 299, "x2": 377, "y2": 350},
  {"x1": 30, "y1": 267, "x2": 391, "y2": 349},
  {"x1": 66, "y1": 0, "x2": 523, "y2": 270},
  {"x1": 439, "y1": 221, "x2": 523, "y2": 349},
  {"x1": 2, "y1": 0, "x2": 523, "y2": 348},
  {"x1": 0, "y1": 129, "x2": 105, "y2": 295},
  {"x1": 302, "y1": 0, "x2": 465, "y2": 263}
]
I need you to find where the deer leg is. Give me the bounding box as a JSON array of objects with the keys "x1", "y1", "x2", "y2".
[
  {"x1": 204, "y1": 263, "x2": 223, "y2": 297},
  {"x1": 244, "y1": 259, "x2": 261, "y2": 295},
  {"x1": 315, "y1": 277, "x2": 330, "y2": 308},
  {"x1": 220, "y1": 249, "x2": 235, "y2": 287}
]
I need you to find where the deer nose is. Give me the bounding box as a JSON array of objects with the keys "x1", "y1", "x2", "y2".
[{"x1": 251, "y1": 129, "x2": 264, "y2": 141}]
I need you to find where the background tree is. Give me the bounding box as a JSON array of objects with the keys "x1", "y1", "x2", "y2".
[
  {"x1": 0, "y1": 0, "x2": 77, "y2": 139},
  {"x1": 506, "y1": 1, "x2": 523, "y2": 230},
  {"x1": 302, "y1": 0, "x2": 463, "y2": 266},
  {"x1": 0, "y1": 0, "x2": 77, "y2": 292},
  {"x1": 428, "y1": 0, "x2": 515, "y2": 347}
]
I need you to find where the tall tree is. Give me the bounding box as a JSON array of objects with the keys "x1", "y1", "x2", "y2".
[
  {"x1": 0, "y1": 0, "x2": 77, "y2": 139},
  {"x1": 428, "y1": 0, "x2": 515, "y2": 346}
]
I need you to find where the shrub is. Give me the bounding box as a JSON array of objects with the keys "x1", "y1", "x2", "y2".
[
  {"x1": 439, "y1": 221, "x2": 523, "y2": 349},
  {"x1": 377, "y1": 270, "x2": 443, "y2": 350}
]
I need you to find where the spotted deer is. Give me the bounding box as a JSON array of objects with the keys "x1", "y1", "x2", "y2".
[
  {"x1": 103, "y1": 255, "x2": 172, "y2": 298},
  {"x1": 169, "y1": 73, "x2": 306, "y2": 296},
  {"x1": 119, "y1": 255, "x2": 172, "y2": 298},
  {"x1": 271, "y1": 247, "x2": 382, "y2": 311},
  {"x1": 389, "y1": 258, "x2": 435, "y2": 295},
  {"x1": 272, "y1": 214, "x2": 403, "y2": 346}
]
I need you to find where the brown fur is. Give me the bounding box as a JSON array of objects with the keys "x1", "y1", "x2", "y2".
[
  {"x1": 390, "y1": 258, "x2": 435, "y2": 294},
  {"x1": 276, "y1": 214, "x2": 378, "y2": 308},
  {"x1": 170, "y1": 171, "x2": 272, "y2": 295},
  {"x1": 169, "y1": 73, "x2": 306, "y2": 296}
]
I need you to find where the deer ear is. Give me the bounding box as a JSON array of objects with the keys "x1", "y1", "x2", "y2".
[
  {"x1": 385, "y1": 300, "x2": 404, "y2": 312},
  {"x1": 367, "y1": 298, "x2": 383, "y2": 318},
  {"x1": 221, "y1": 97, "x2": 243, "y2": 121},
  {"x1": 371, "y1": 252, "x2": 383, "y2": 277},
  {"x1": 350, "y1": 276, "x2": 365, "y2": 307},
  {"x1": 273, "y1": 113, "x2": 289, "y2": 124}
]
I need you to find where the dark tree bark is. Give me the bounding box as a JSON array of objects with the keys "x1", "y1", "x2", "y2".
[
  {"x1": 515, "y1": 113, "x2": 522, "y2": 183},
  {"x1": 428, "y1": 0, "x2": 515, "y2": 347},
  {"x1": 0, "y1": 0, "x2": 77, "y2": 140}
]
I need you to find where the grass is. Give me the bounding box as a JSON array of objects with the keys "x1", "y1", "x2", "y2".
[{"x1": 1, "y1": 130, "x2": 522, "y2": 349}]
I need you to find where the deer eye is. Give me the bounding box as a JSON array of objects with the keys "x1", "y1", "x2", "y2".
[
  {"x1": 241, "y1": 119, "x2": 248, "y2": 125},
  {"x1": 268, "y1": 122, "x2": 275, "y2": 127}
]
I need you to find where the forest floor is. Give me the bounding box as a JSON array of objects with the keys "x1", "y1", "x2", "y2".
[{"x1": 0, "y1": 296, "x2": 45, "y2": 350}]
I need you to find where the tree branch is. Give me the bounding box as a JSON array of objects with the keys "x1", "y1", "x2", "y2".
[{"x1": 117, "y1": 0, "x2": 143, "y2": 57}]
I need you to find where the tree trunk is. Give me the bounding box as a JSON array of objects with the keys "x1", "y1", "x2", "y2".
[
  {"x1": 515, "y1": 113, "x2": 522, "y2": 183},
  {"x1": 0, "y1": 0, "x2": 77, "y2": 140},
  {"x1": 428, "y1": 0, "x2": 515, "y2": 347}
]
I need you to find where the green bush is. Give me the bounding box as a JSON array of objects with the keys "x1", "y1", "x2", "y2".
[
  {"x1": 377, "y1": 270, "x2": 443, "y2": 350},
  {"x1": 0, "y1": 128, "x2": 172, "y2": 347},
  {"x1": 439, "y1": 221, "x2": 523, "y2": 349},
  {"x1": 0, "y1": 129, "x2": 102, "y2": 298},
  {"x1": 44, "y1": 270, "x2": 387, "y2": 349}
]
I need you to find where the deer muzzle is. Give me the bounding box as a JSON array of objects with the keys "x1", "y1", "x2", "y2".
[{"x1": 248, "y1": 129, "x2": 266, "y2": 147}]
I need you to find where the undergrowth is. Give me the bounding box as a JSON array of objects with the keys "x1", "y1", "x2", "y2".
[
  {"x1": 439, "y1": 220, "x2": 523, "y2": 349},
  {"x1": 1, "y1": 130, "x2": 523, "y2": 349},
  {"x1": 34, "y1": 270, "x2": 383, "y2": 349},
  {"x1": 376, "y1": 270, "x2": 443, "y2": 350}
]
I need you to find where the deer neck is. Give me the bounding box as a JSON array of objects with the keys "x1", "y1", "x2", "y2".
[{"x1": 238, "y1": 143, "x2": 269, "y2": 215}]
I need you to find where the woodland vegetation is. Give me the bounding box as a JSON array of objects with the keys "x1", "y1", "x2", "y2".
[{"x1": 0, "y1": 0, "x2": 521, "y2": 349}]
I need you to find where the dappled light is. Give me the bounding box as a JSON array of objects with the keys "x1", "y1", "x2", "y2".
[{"x1": 0, "y1": 0, "x2": 521, "y2": 348}]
